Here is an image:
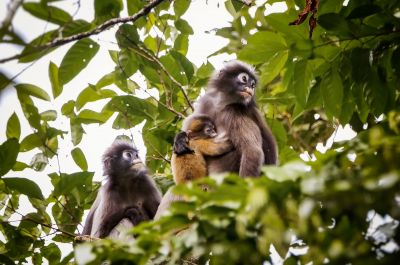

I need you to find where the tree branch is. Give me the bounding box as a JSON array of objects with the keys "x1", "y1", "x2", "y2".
[
  {"x1": 0, "y1": 0, "x2": 167, "y2": 64},
  {"x1": 0, "y1": 0, "x2": 24, "y2": 40}
]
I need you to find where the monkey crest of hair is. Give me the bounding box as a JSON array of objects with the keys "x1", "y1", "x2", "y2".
[{"x1": 208, "y1": 60, "x2": 258, "y2": 106}]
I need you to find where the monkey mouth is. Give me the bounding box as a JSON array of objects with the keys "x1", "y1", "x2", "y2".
[
  {"x1": 131, "y1": 160, "x2": 144, "y2": 168},
  {"x1": 239, "y1": 88, "x2": 253, "y2": 97}
]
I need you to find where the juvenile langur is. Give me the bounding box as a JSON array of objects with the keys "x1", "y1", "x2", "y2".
[
  {"x1": 82, "y1": 141, "x2": 161, "y2": 238},
  {"x1": 172, "y1": 114, "x2": 233, "y2": 184},
  {"x1": 154, "y1": 115, "x2": 232, "y2": 220},
  {"x1": 184, "y1": 60, "x2": 278, "y2": 177}
]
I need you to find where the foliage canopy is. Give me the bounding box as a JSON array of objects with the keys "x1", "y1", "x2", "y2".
[{"x1": 0, "y1": 0, "x2": 399, "y2": 264}]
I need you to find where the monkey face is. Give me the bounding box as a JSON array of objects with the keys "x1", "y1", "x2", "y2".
[
  {"x1": 122, "y1": 149, "x2": 145, "y2": 171},
  {"x1": 103, "y1": 142, "x2": 146, "y2": 177},
  {"x1": 235, "y1": 72, "x2": 256, "y2": 104},
  {"x1": 203, "y1": 123, "x2": 217, "y2": 138}
]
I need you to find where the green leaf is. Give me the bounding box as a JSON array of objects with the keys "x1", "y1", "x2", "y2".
[
  {"x1": 238, "y1": 31, "x2": 287, "y2": 64},
  {"x1": 174, "y1": 34, "x2": 189, "y2": 55},
  {"x1": 59, "y1": 38, "x2": 100, "y2": 85},
  {"x1": 3, "y1": 177, "x2": 44, "y2": 200},
  {"x1": 347, "y1": 4, "x2": 381, "y2": 19},
  {"x1": 116, "y1": 24, "x2": 140, "y2": 48},
  {"x1": 76, "y1": 85, "x2": 117, "y2": 111},
  {"x1": 174, "y1": 0, "x2": 190, "y2": 17},
  {"x1": 53, "y1": 172, "x2": 93, "y2": 196},
  {"x1": 62, "y1": 19, "x2": 92, "y2": 37},
  {"x1": 49, "y1": 62, "x2": 62, "y2": 99},
  {"x1": 20, "y1": 134, "x2": 42, "y2": 152},
  {"x1": 96, "y1": 72, "x2": 116, "y2": 88},
  {"x1": 127, "y1": 0, "x2": 144, "y2": 15},
  {"x1": 159, "y1": 54, "x2": 186, "y2": 85},
  {"x1": 117, "y1": 49, "x2": 139, "y2": 77},
  {"x1": 105, "y1": 96, "x2": 158, "y2": 125},
  {"x1": 71, "y1": 119, "x2": 85, "y2": 146},
  {"x1": 12, "y1": 161, "x2": 29, "y2": 171},
  {"x1": 321, "y1": 69, "x2": 343, "y2": 118},
  {"x1": 19, "y1": 30, "x2": 57, "y2": 63},
  {"x1": 61, "y1": 100, "x2": 76, "y2": 117},
  {"x1": 17, "y1": 92, "x2": 41, "y2": 129},
  {"x1": 170, "y1": 50, "x2": 194, "y2": 83},
  {"x1": 94, "y1": 0, "x2": 123, "y2": 24},
  {"x1": 175, "y1": 19, "x2": 194, "y2": 35},
  {"x1": 291, "y1": 60, "x2": 313, "y2": 108},
  {"x1": 71, "y1": 147, "x2": 88, "y2": 171},
  {"x1": 40, "y1": 110, "x2": 57, "y2": 121},
  {"x1": 0, "y1": 139, "x2": 19, "y2": 176},
  {"x1": 0, "y1": 72, "x2": 11, "y2": 91},
  {"x1": 259, "y1": 50, "x2": 288, "y2": 86},
  {"x1": 76, "y1": 109, "x2": 113, "y2": 124},
  {"x1": 15, "y1": 83, "x2": 50, "y2": 101},
  {"x1": 318, "y1": 13, "x2": 353, "y2": 37},
  {"x1": 23, "y1": 2, "x2": 72, "y2": 25},
  {"x1": 6, "y1": 113, "x2": 21, "y2": 140},
  {"x1": 196, "y1": 61, "x2": 215, "y2": 79}
]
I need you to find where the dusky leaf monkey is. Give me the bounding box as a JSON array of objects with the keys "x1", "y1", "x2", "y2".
[
  {"x1": 172, "y1": 114, "x2": 233, "y2": 184},
  {"x1": 82, "y1": 141, "x2": 161, "y2": 238},
  {"x1": 184, "y1": 60, "x2": 278, "y2": 177},
  {"x1": 154, "y1": 115, "x2": 232, "y2": 220}
]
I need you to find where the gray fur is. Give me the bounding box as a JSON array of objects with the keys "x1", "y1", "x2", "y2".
[
  {"x1": 184, "y1": 60, "x2": 278, "y2": 177},
  {"x1": 82, "y1": 141, "x2": 161, "y2": 238}
]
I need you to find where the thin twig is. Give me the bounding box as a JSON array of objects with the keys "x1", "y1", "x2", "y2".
[
  {"x1": 0, "y1": 0, "x2": 167, "y2": 63},
  {"x1": 128, "y1": 43, "x2": 194, "y2": 110},
  {"x1": 234, "y1": 0, "x2": 254, "y2": 6},
  {"x1": 116, "y1": 53, "x2": 185, "y2": 118},
  {"x1": 0, "y1": 201, "x2": 77, "y2": 238},
  {"x1": 0, "y1": 0, "x2": 24, "y2": 40}
]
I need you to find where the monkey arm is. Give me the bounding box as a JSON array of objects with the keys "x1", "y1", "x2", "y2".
[
  {"x1": 98, "y1": 210, "x2": 126, "y2": 238},
  {"x1": 239, "y1": 145, "x2": 264, "y2": 177},
  {"x1": 193, "y1": 138, "x2": 233, "y2": 156},
  {"x1": 82, "y1": 191, "x2": 102, "y2": 236},
  {"x1": 251, "y1": 109, "x2": 278, "y2": 165},
  {"x1": 124, "y1": 206, "x2": 149, "y2": 225}
]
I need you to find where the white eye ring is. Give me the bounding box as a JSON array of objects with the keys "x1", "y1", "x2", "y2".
[
  {"x1": 238, "y1": 72, "x2": 248, "y2": 83},
  {"x1": 122, "y1": 151, "x2": 132, "y2": 160}
]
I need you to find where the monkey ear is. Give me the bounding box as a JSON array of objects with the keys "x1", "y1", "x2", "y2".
[{"x1": 103, "y1": 157, "x2": 113, "y2": 174}]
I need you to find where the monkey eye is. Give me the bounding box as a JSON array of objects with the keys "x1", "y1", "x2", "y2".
[
  {"x1": 237, "y1": 72, "x2": 248, "y2": 83},
  {"x1": 123, "y1": 150, "x2": 134, "y2": 160}
]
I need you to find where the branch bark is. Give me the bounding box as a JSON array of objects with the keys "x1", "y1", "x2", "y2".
[
  {"x1": 0, "y1": 0, "x2": 166, "y2": 64},
  {"x1": 0, "y1": 0, "x2": 24, "y2": 40}
]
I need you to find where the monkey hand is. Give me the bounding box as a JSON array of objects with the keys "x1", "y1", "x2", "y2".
[{"x1": 124, "y1": 206, "x2": 148, "y2": 225}]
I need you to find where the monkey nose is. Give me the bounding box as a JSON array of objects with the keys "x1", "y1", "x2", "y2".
[{"x1": 244, "y1": 87, "x2": 254, "y2": 96}]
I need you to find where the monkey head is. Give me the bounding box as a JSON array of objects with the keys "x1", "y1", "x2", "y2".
[
  {"x1": 209, "y1": 60, "x2": 258, "y2": 106},
  {"x1": 102, "y1": 141, "x2": 146, "y2": 178},
  {"x1": 186, "y1": 115, "x2": 217, "y2": 139}
]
